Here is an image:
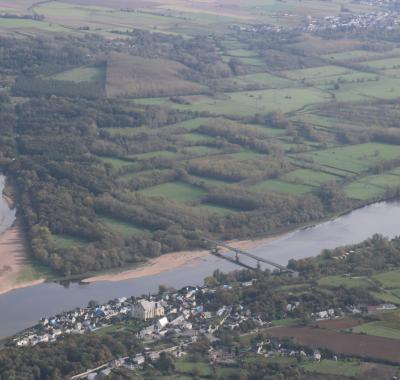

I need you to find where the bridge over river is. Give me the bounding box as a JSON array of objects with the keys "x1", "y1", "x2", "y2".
[{"x1": 204, "y1": 238, "x2": 298, "y2": 276}]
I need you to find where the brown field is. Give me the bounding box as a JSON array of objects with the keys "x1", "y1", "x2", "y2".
[
  {"x1": 314, "y1": 317, "x2": 364, "y2": 330},
  {"x1": 63, "y1": 0, "x2": 159, "y2": 8},
  {"x1": 289, "y1": 34, "x2": 366, "y2": 55},
  {"x1": 106, "y1": 52, "x2": 207, "y2": 98},
  {"x1": 267, "y1": 326, "x2": 400, "y2": 363}
]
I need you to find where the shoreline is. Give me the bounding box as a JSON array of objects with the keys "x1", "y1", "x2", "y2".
[
  {"x1": 0, "y1": 226, "x2": 45, "y2": 296},
  {"x1": 83, "y1": 235, "x2": 280, "y2": 284}
]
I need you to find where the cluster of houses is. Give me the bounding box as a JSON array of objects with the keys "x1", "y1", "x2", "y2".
[
  {"x1": 14, "y1": 297, "x2": 131, "y2": 347},
  {"x1": 307, "y1": 10, "x2": 400, "y2": 32},
  {"x1": 12, "y1": 282, "x2": 249, "y2": 348}
]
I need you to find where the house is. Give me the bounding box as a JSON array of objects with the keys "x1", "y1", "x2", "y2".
[
  {"x1": 131, "y1": 299, "x2": 165, "y2": 321},
  {"x1": 157, "y1": 317, "x2": 169, "y2": 330},
  {"x1": 313, "y1": 351, "x2": 322, "y2": 362}
]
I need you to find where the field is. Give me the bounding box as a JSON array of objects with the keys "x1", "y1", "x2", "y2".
[
  {"x1": 53, "y1": 234, "x2": 87, "y2": 249},
  {"x1": 134, "y1": 87, "x2": 331, "y2": 117},
  {"x1": 318, "y1": 275, "x2": 370, "y2": 288},
  {"x1": 301, "y1": 359, "x2": 360, "y2": 377},
  {"x1": 98, "y1": 215, "x2": 148, "y2": 237},
  {"x1": 373, "y1": 270, "x2": 400, "y2": 288},
  {"x1": 106, "y1": 53, "x2": 207, "y2": 98},
  {"x1": 351, "y1": 321, "x2": 400, "y2": 340},
  {"x1": 298, "y1": 143, "x2": 400, "y2": 174},
  {"x1": 267, "y1": 325, "x2": 400, "y2": 363},
  {"x1": 50, "y1": 65, "x2": 105, "y2": 84}
]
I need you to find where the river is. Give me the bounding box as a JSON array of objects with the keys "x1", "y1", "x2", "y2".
[{"x1": 0, "y1": 190, "x2": 399, "y2": 338}]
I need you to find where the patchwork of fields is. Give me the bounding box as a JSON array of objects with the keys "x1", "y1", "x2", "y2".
[{"x1": 1, "y1": 0, "x2": 400, "y2": 273}]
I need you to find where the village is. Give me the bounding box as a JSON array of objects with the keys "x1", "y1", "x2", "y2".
[{"x1": 10, "y1": 277, "x2": 398, "y2": 379}]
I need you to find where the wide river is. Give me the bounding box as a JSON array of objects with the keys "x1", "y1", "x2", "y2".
[{"x1": 0, "y1": 176, "x2": 399, "y2": 338}]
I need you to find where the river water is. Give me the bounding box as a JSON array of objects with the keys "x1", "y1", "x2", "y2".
[{"x1": 0, "y1": 186, "x2": 399, "y2": 338}]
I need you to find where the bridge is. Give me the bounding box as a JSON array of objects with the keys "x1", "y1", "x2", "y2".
[{"x1": 204, "y1": 238, "x2": 298, "y2": 277}]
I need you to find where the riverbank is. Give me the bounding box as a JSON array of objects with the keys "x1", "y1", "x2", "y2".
[
  {"x1": 0, "y1": 225, "x2": 45, "y2": 295},
  {"x1": 83, "y1": 236, "x2": 278, "y2": 284}
]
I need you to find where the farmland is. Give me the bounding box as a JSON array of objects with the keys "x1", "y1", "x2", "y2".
[
  {"x1": 267, "y1": 325, "x2": 400, "y2": 363},
  {"x1": 0, "y1": 0, "x2": 399, "y2": 280}
]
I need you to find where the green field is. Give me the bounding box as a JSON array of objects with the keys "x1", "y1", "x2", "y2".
[
  {"x1": 332, "y1": 77, "x2": 400, "y2": 102},
  {"x1": 373, "y1": 270, "x2": 400, "y2": 289},
  {"x1": 217, "y1": 72, "x2": 295, "y2": 90},
  {"x1": 198, "y1": 202, "x2": 237, "y2": 215},
  {"x1": 318, "y1": 275, "x2": 370, "y2": 288},
  {"x1": 344, "y1": 181, "x2": 384, "y2": 201},
  {"x1": 50, "y1": 65, "x2": 105, "y2": 83},
  {"x1": 351, "y1": 321, "x2": 400, "y2": 340},
  {"x1": 299, "y1": 143, "x2": 400, "y2": 174},
  {"x1": 98, "y1": 215, "x2": 147, "y2": 237},
  {"x1": 283, "y1": 168, "x2": 339, "y2": 187},
  {"x1": 134, "y1": 87, "x2": 331, "y2": 116},
  {"x1": 129, "y1": 151, "x2": 179, "y2": 160},
  {"x1": 53, "y1": 234, "x2": 87, "y2": 249},
  {"x1": 282, "y1": 65, "x2": 353, "y2": 81},
  {"x1": 142, "y1": 181, "x2": 205, "y2": 203},
  {"x1": 301, "y1": 360, "x2": 360, "y2": 377}
]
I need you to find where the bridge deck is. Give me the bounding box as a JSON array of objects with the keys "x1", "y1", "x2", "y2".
[{"x1": 204, "y1": 238, "x2": 296, "y2": 274}]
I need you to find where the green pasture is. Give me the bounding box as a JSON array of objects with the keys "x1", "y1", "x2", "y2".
[
  {"x1": 53, "y1": 234, "x2": 87, "y2": 249},
  {"x1": 251, "y1": 179, "x2": 313, "y2": 195},
  {"x1": 351, "y1": 321, "x2": 400, "y2": 340},
  {"x1": 198, "y1": 202, "x2": 237, "y2": 215},
  {"x1": 163, "y1": 118, "x2": 212, "y2": 131},
  {"x1": 141, "y1": 181, "x2": 205, "y2": 203},
  {"x1": 130, "y1": 151, "x2": 179, "y2": 160},
  {"x1": 318, "y1": 275, "x2": 370, "y2": 288},
  {"x1": 362, "y1": 172, "x2": 400, "y2": 189},
  {"x1": 283, "y1": 168, "x2": 339, "y2": 186},
  {"x1": 364, "y1": 56, "x2": 400, "y2": 70},
  {"x1": 179, "y1": 132, "x2": 214, "y2": 143},
  {"x1": 322, "y1": 49, "x2": 387, "y2": 62},
  {"x1": 372, "y1": 291, "x2": 400, "y2": 305},
  {"x1": 0, "y1": 18, "x2": 70, "y2": 32},
  {"x1": 217, "y1": 72, "x2": 296, "y2": 90},
  {"x1": 181, "y1": 146, "x2": 222, "y2": 156},
  {"x1": 301, "y1": 360, "x2": 360, "y2": 377},
  {"x1": 50, "y1": 65, "x2": 105, "y2": 83},
  {"x1": 175, "y1": 358, "x2": 212, "y2": 377},
  {"x1": 373, "y1": 270, "x2": 400, "y2": 289},
  {"x1": 98, "y1": 215, "x2": 147, "y2": 237},
  {"x1": 134, "y1": 87, "x2": 330, "y2": 116},
  {"x1": 299, "y1": 143, "x2": 400, "y2": 174},
  {"x1": 282, "y1": 65, "x2": 352, "y2": 81},
  {"x1": 390, "y1": 167, "x2": 400, "y2": 175},
  {"x1": 332, "y1": 77, "x2": 400, "y2": 102},
  {"x1": 191, "y1": 174, "x2": 232, "y2": 187},
  {"x1": 270, "y1": 318, "x2": 301, "y2": 327},
  {"x1": 226, "y1": 48, "x2": 257, "y2": 58},
  {"x1": 344, "y1": 181, "x2": 384, "y2": 200}
]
